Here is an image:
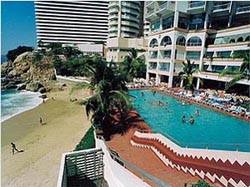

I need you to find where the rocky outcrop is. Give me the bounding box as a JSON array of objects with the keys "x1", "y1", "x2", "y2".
[{"x1": 1, "y1": 51, "x2": 56, "y2": 93}]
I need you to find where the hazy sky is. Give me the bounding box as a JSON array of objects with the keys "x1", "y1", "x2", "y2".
[{"x1": 1, "y1": 1, "x2": 36, "y2": 55}]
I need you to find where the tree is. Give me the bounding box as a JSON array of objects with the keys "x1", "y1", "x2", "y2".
[
  {"x1": 221, "y1": 50, "x2": 250, "y2": 90},
  {"x1": 120, "y1": 48, "x2": 147, "y2": 81},
  {"x1": 7, "y1": 46, "x2": 34, "y2": 62},
  {"x1": 74, "y1": 57, "x2": 132, "y2": 140},
  {"x1": 178, "y1": 59, "x2": 196, "y2": 91}
]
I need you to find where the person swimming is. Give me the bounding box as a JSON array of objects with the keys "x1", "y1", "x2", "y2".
[
  {"x1": 189, "y1": 116, "x2": 195, "y2": 124},
  {"x1": 182, "y1": 115, "x2": 186, "y2": 123},
  {"x1": 195, "y1": 109, "x2": 200, "y2": 116}
]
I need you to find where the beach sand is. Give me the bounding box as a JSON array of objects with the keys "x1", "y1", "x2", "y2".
[{"x1": 1, "y1": 82, "x2": 91, "y2": 187}]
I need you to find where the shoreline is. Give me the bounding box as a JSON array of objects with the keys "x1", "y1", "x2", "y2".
[
  {"x1": 1, "y1": 90, "x2": 43, "y2": 123},
  {"x1": 1, "y1": 82, "x2": 92, "y2": 187}
]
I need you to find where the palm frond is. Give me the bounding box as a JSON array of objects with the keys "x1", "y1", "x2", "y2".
[{"x1": 225, "y1": 74, "x2": 246, "y2": 90}]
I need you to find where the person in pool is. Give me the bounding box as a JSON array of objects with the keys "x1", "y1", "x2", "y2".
[
  {"x1": 195, "y1": 109, "x2": 200, "y2": 116},
  {"x1": 182, "y1": 115, "x2": 186, "y2": 123},
  {"x1": 189, "y1": 116, "x2": 195, "y2": 124}
]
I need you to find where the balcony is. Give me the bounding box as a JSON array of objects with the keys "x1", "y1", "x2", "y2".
[
  {"x1": 187, "y1": 1, "x2": 206, "y2": 14},
  {"x1": 189, "y1": 1, "x2": 206, "y2": 8},
  {"x1": 121, "y1": 15, "x2": 139, "y2": 23},
  {"x1": 57, "y1": 148, "x2": 105, "y2": 187},
  {"x1": 156, "y1": 1, "x2": 175, "y2": 16},
  {"x1": 108, "y1": 2, "x2": 119, "y2": 8},
  {"x1": 236, "y1": 5, "x2": 250, "y2": 14},
  {"x1": 109, "y1": 8, "x2": 119, "y2": 14},
  {"x1": 109, "y1": 14, "x2": 118, "y2": 20},
  {"x1": 213, "y1": 3, "x2": 231, "y2": 13},
  {"x1": 121, "y1": 2, "x2": 140, "y2": 11},
  {"x1": 121, "y1": 21, "x2": 139, "y2": 29},
  {"x1": 109, "y1": 20, "x2": 118, "y2": 26}
]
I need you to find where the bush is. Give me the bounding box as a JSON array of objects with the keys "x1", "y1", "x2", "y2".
[
  {"x1": 74, "y1": 126, "x2": 95, "y2": 151},
  {"x1": 7, "y1": 46, "x2": 34, "y2": 62}
]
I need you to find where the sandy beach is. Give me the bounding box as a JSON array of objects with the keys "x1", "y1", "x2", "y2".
[{"x1": 1, "y1": 81, "x2": 91, "y2": 187}]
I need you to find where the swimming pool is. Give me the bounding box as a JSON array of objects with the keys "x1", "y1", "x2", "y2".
[{"x1": 130, "y1": 90, "x2": 250, "y2": 152}]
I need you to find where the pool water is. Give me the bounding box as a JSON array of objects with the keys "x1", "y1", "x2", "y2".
[{"x1": 130, "y1": 90, "x2": 250, "y2": 152}]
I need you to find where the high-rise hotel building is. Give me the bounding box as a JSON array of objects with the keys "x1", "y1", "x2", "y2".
[
  {"x1": 106, "y1": 1, "x2": 147, "y2": 62},
  {"x1": 35, "y1": 1, "x2": 109, "y2": 45},
  {"x1": 108, "y1": 1, "x2": 143, "y2": 38},
  {"x1": 145, "y1": 1, "x2": 250, "y2": 91}
]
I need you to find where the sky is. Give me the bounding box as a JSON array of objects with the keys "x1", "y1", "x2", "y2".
[{"x1": 1, "y1": 1, "x2": 36, "y2": 55}]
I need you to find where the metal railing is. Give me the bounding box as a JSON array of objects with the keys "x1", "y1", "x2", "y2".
[
  {"x1": 96, "y1": 135, "x2": 171, "y2": 187},
  {"x1": 213, "y1": 3, "x2": 231, "y2": 11},
  {"x1": 189, "y1": 1, "x2": 205, "y2": 8},
  {"x1": 236, "y1": 5, "x2": 250, "y2": 14}
]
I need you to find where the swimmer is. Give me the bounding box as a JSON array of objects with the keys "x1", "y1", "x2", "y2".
[
  {"x1": 195, "y1": 109, "x2": 200, "y2": 116},
  {"x1": 182, "y1": 115, "x2": 186, "y2": 123},
  {"x1": 189, "y1": 116, "x2": 195, "y2": 124}
]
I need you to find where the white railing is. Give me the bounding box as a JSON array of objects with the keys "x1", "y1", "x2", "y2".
[
  {"x1": 57, "y1": 148, "x2": 104, "y2": 187},
  {"x1": 213, "y1": 3, "x2": 231, "y2": 11},
  {"x1": 132, "y1": 131, "x2": 250, "y2": 165},
  {"x1": 189, "y1": 1, "x2": 205, "y2": 8},
  {"x1": 236, "y1": 5, "x2": 250, "y2": 14}
]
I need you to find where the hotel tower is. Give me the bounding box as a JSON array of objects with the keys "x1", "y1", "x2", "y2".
[
  {"x1": 145, "y1": 1, "x2": 250, "y2": 92},
  {"x1": 35, "y1": 1, "x2": 109, "y2": 45}
]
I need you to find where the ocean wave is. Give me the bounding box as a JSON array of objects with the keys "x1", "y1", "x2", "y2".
[{"x1": 1, "y1": 90, "x2": 43, "y2": 122}]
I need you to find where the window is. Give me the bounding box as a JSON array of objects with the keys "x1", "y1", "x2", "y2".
[
  {"x1": 187, "y1": 36, "x2": 202, "y2": 46},
  {"x1": 160, "y1": 36, "x2": 172, "y2": 46},
  {"x1": 149, "y1": 38, "x2": 159, "y2": 48},
  {"x1": 229, "y1": 39, "x2": 235, "y2": 43},
  {"x1": 237, "y1": 37, "x2": 243, "y2": 42},
  {"x1": 217, "y1": 51, "x2": 231, "y2": 58},
  {"x1": 162, "y1": 16, "x2": 174, "y2": 30},
  {"x1": 176, "y1": 36, "x2": 186, "y2": 46},
  {"x1": 186, "y1": 51, "x2": 201, "y2": 60},
  {"x1": 189, "y1": 14, "x2": 204, "y2": 30},
  {"x1": 245, "y1": 36, "x2": 250, "y2": 42}
]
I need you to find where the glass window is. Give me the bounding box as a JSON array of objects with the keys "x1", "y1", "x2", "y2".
[
  {"x1": 162, "y1": 16, "x2": 174, "y2": 30},
  {"x1": 176, "y1": 36, "x2": 186, "y2": 46},
  {"x1": 160, "y1": 36, "x2": 172, "y2": 46},
  {"x1": 149, "y1": 38, "x2": 158, "y2": 48},
  {"x1": 187, "y1": 36, "x2": 202, "y2": 46},
  {"x1": 186, "y1": 51, "x2": 201, "y2": 60}
]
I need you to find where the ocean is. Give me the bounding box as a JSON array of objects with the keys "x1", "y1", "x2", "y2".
[{"x1": 1, "y1": 89, "x2": 43, "y2": 122}]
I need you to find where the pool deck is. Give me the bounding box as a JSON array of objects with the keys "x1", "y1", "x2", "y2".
[{"x1": 108, "y1": 110, "x2": 215, "y2": 187}]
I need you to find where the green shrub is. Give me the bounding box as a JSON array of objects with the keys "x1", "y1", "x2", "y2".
[
  {"x1": 192, "y1": 180, "x2": 210, "y2": 187},
  {"x1": 74, "y1": 126, "x2": 95, "y2": 151}
]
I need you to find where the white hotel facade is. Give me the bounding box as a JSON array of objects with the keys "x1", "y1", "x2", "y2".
[
  {"x1": 145, "y1": 1, "x2": 250, "y2": 91},
  {"x1": 35, "y1": 1, "x2": 109, "y2": 45}
]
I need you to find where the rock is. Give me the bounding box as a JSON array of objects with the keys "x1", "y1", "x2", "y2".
[
  {"x1": 5, "y1": 83, "x2": 17, "y2": 89},
  {"x1": 70, "y1": 98, "x2": 78, "y2": 102},
  {"x1": 39, "y1": 94, "x2": 47, "y2": 99},
  {"x1": 26, "y1": 82, "x2": 44, "y2": 92},
  {"x1": 17, "y1": 84, "x2": 26, "y2": 90},
  {"x1": 38, "y1": 87, "x2": 47, "y2": 93}
]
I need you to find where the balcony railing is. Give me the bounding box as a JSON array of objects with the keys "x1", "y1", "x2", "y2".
[
  {"x1": 213, "y1": 3, "x2": 231, "y2": 11},
  {"x1": 159, "y1": 1, "x2": 169, "y2": 10},
  {"x1": 147, "y1": 9, "x2": 154, "y2": 16},
  {"x1": 57, "y1": 148, "x2": 104, "y2": 187},
  {"x1": 236, "y1": 5, "x2": 250, "y2": 14},
  {"x1": 189, "y1": 1, "x2": 205, "y2": 8}
]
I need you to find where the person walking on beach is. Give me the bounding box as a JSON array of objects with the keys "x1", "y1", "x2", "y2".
[
  {"x1": 39, "y1": 116, "x2": 43, "y2": 125},
  {"x1": 11, "y1": 142, "x2": 22, "y2": 155}
]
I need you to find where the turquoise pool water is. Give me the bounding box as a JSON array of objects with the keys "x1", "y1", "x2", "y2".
[{"x1": 130, "y1": 90, "x2": 250, "y2": 152}]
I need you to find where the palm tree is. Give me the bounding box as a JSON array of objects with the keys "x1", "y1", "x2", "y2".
[
  {"x1": 221, "y1": 50, "x2": 250, "y2": 90},
  {"x1": 178, "y1": 59, "x2": 196, "y2": 91},
  {"x1": 75, "y1": 57, "x2": 132, "y2": 140},
  {"x1": 120, "y1": 48, "x2": 146, "y2": 81}
]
